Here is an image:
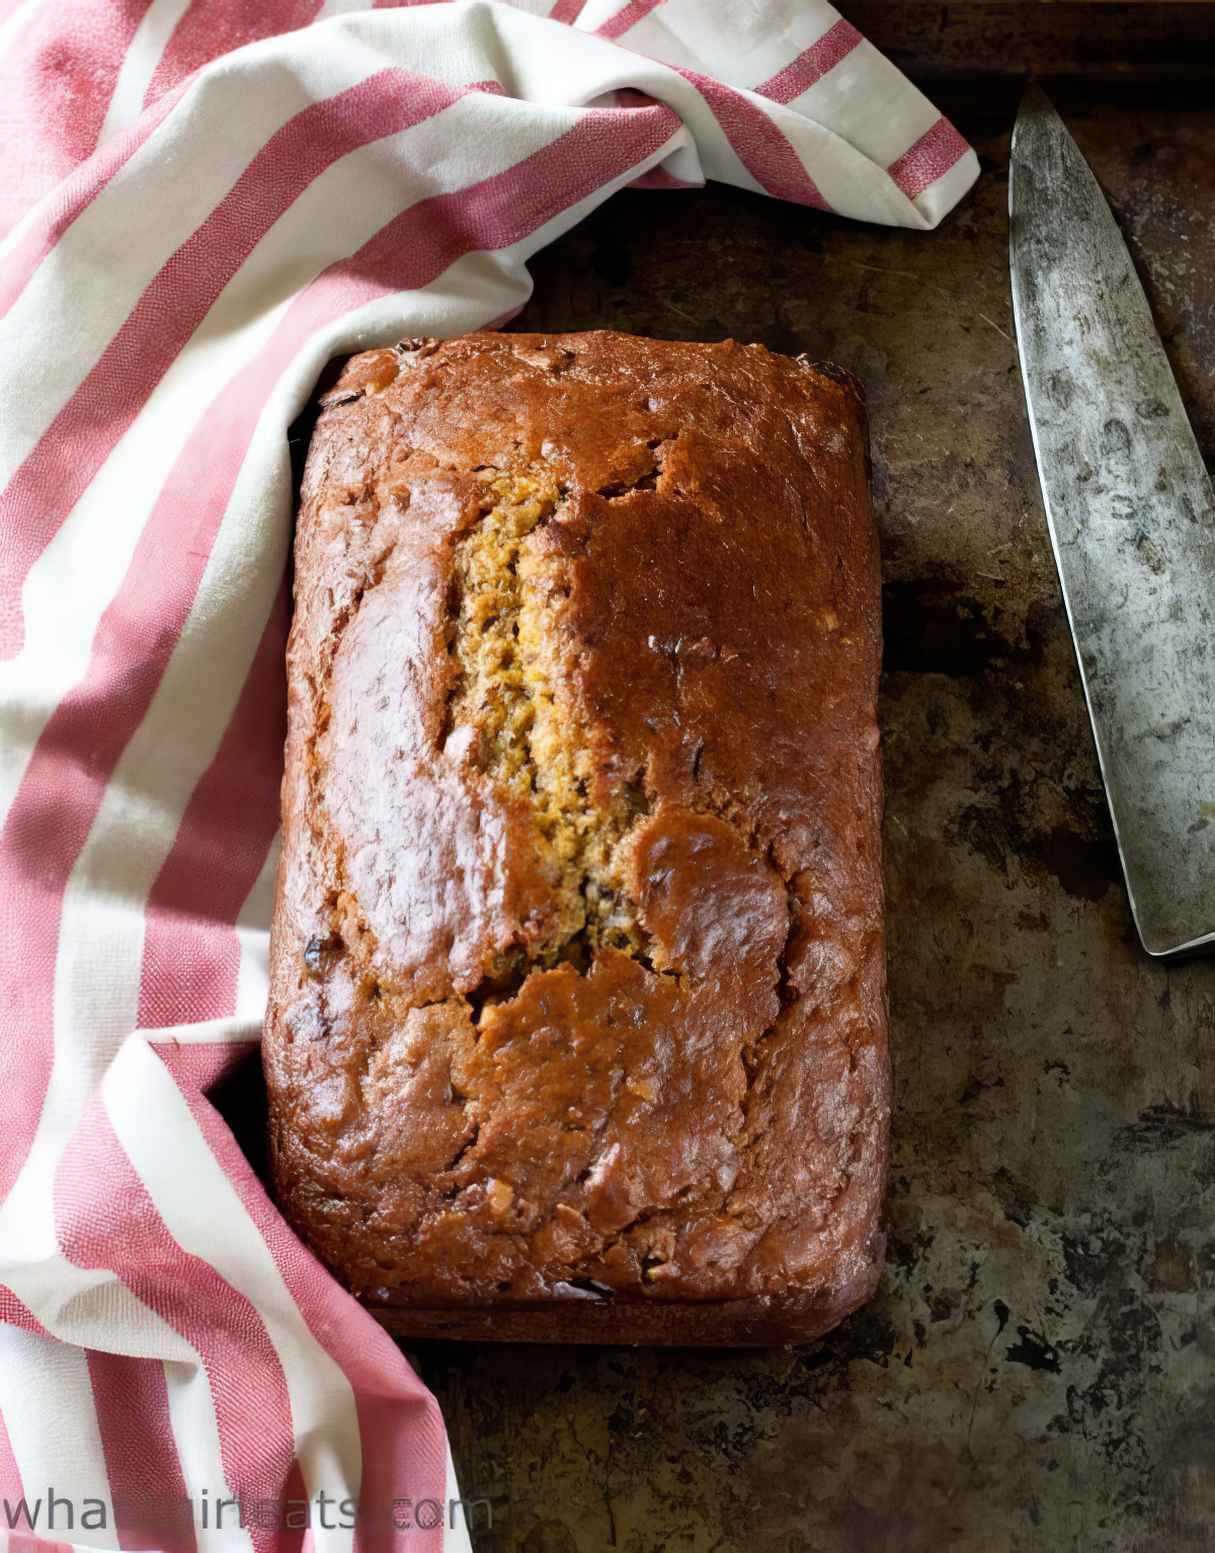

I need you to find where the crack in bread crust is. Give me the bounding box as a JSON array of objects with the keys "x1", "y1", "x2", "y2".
[{"x1": 446, "y1": 469, "x2": 652, "y2": 972}]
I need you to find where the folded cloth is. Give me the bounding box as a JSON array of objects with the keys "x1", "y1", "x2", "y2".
[{"x1": 0, "y1": 2, "x2": 975, "y2": 1547}]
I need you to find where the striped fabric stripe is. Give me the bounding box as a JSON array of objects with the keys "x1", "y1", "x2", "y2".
[
  {"x1": 86, "y1": 1350, "x2": 199, "y2": 1553},
  {"x1": 56, "y1": 1103, "x2": 298, "y2": 1553},
  {"x1": 0, "y1": 1407, "x2": 30, "y2": 1537},
  {"x1": 753, "y1": 17, "x2": 862, "y2": 104},
  {"x1": 0, "y1": 83, "x2": 187, "y2": 320},
  {"x1": 0, "y1": 0, "x2": 153, "y2": 236},
  {"x1": 675, "y1": 66, "x2": 829, "y2": 210},
  {"x1": 0, "y1": 1296, "x2": 47, "y2": 1339},
  {"x1": 594, "y1": 0, "x2": 663, "y2": 40},
  {"x1": 144, "y1": 0, "x2": 326, "y2": 105},
  {"x1": 888, "y1": 114, "x2": 974, "y2": 201},
  {"x1": 0, "y1": 2, "x2": 975, "y2": 1548},
  {"x1": 136, "y1": 584, "x2": 289, "y2": 1033}
]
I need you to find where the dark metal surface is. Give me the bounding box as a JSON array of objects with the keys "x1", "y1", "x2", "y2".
[
  {"x1": 1010, "y1": 87, "x2": 1215, "y2": 955},
  {"x1": 849, "y1": 2, "x2": 1215, "y2": 80},
  {"x1": 384, "y1": 79, "x2": 1215, "y2": 1552}
]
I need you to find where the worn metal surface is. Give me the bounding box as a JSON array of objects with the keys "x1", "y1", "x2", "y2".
[
  {"x1": 1010, "y1": 86, "x2": 1215, "y2": 956},
  {"x1": 848, "y1": 2, "x2": 1215, "y2": 81},
  {"x1": 396, "y1": 81, "x2": 1215, "y2": 1552}
]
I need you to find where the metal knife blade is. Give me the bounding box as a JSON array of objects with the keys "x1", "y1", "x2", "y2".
[{"x1": 1009, "y1": 85, "x2": 1215, "y2": 957}]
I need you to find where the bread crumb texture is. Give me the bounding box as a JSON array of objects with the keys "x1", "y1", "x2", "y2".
[
  {"x1": 448, "y1": 471, "x2": 646, "y2": 964},
  {"x1": 266, "y1": 332, "x2": 888, "y2": 1331}
]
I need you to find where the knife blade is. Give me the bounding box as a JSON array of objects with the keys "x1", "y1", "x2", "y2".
[{"x1": 1009, "y1": 85, "x2": 1215, "y2": 958}]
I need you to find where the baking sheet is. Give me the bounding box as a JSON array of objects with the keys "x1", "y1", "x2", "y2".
[{"x1": 399, "y1": 76, "x2": 1215, "y2": 1552}]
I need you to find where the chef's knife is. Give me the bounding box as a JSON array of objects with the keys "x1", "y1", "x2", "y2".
[{"x1": 1009, "y1": 86, "x2": 1215, "y2": 958}]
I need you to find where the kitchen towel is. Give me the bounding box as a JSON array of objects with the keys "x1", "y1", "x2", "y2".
[{"x1": 0, "y1": 2, "x2": 976, "y2": 1549}]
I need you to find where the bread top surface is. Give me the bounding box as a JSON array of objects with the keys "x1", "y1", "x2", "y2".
[{"x1": 266, "y1": 330, "x2": 888, "y2": 1315}]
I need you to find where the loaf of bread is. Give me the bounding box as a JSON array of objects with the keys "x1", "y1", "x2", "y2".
[{"x1": 265, "y1": 330, "x2": 888, "y2": 1345}]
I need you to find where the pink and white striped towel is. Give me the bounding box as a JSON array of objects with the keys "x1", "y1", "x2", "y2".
[{"x1": 0, "y1": 2, "x2": 975, "y2": 1548}]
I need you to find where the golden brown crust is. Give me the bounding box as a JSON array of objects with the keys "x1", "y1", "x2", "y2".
[{"x1": 264, "y1": 330, "x2": 888, "y2": 1344}]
